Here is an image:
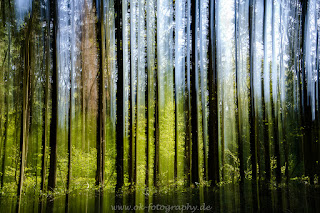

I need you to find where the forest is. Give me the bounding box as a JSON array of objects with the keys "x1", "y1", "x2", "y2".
[{"x1": 0, "y1": 0, "x2": 320, "y2": 212}]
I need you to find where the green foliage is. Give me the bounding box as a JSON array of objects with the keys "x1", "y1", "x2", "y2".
[{"x1": 71, "y1": 146, "x2": 96, "y2": 179}]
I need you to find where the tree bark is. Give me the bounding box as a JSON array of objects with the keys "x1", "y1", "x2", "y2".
[
  {"x1": 271, "y1": 0, "x2": 281, "y2": 185},
  {"x1": 208, "y1": 0, "x2": 219, "y2": 186},
  {"x1": 48, "y1": 0, "x2": 58, "y2": 191},
  {"x1": 115, "y1": 0, "x2": 124, "y2": 191},
  {"x1": 153, "y1": 1, "x2": 159, "y2": 187},
  {"x1": 249, "y1": 0, "x2": 258, "y2": 210},
  {"x1": 262, "y1": 0, "x2": 271, "y2": 184},
  {"x1": 40, "y1": 0, "x2": 50, "y2": 192},
  {"x1": 17, "y1": 14, "x2": 33, "y2": 200},
  {"x1": 235, "y1": 0, "x2": 244, "y2": 187},
  {"x1": 66, "y1": 0, "x2": 75, "y2": 194},
  {"x1": 191, "y1": 0, "x2": 199, "y2": 184},
  {"x1": 94, "y1": 0, "x2": 106, "y2": 187},
  {"x1": 184, "y1": 0, "x2": 191, "y2": 186},
  {"x1": 0, "y1": 43, "x2": 9, "y2": 189}
]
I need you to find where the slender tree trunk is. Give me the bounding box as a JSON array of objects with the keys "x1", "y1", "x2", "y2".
[
  {"x1": 184, "y1": 0, "x2": 191, "y2": 186},
  {"x1": 94, "y1": 0, "x2": 106, "y2": 187},
  {"x1": 154, "y1": 1, "x2": 159, "y2": 187},
  {"x1": 271, "y1": 0, "x2": 281, "y2": 185},
  {"x1": 128, "y1": 0, "x2": 133, "y2": 186},
  {"x1": 220, "y1": 89, "x2": 225, "y2": 181},
  {"x1": 261, "y1": 71, "x2": 271, "y2": 183},
  {"x1": 145, "y1": 1, "x2": 149, "y2": 187},
  {"x1": 146, "y1": 0, "x2": 156, "y2": 188},
  {"x1": 262, "y1": 0, "x2": 271, "y2": 184},
  {"x1": 208, "y1": 0, "x2": 219, "y2": 186},
  {"x1": 0, "y1": 24, "x2": 10, "y2": 189},
  {"x1": 40, "y1": 0, "x2": 50, "y2": 192},
  {"x1": 249, "y1": 0, "x2": 259, "y2": 210},
  {"x1": 66, "y1": 0, "x2": 75, "y2": 195},
  {"x1": 317, "y1": 21, "x2": 320, "y2": 178},
  {"x1": 191, "y1": 0, "x2": 199, "y2": 184},
  {"x1": 115, "y1": 0, "x2": 124, "y2": 191},
  {"x1": 249, "y1": 0, "x2": 257, "y2": 186},
  {"x1": 127, "y1": 0, "x2": 133, "y2": 187},
  {"x1": 128, "y1": 22, "x2": 133, "y2": 186},
  {"x1": 146, "y1": 72, "x2": 149, "y2": 187},
  {"x1": 1, "y1": 65, "x2": 9, "y2": 189},
  {"x1": 174, "y1": 43, "x2": 178, "y2": 183},
  {"x1": 235, "y1": 0, "x2": 244, "y2": 189},
  {"x1": 199, "y1": 0, "x2": 207, "y2": 181},
  {"x1": 300, "y1": 0, "x2": 314, "y2": 183},
  {"x1": 48, "y1": 0, "x2": 58, "y2": 191},
  {"x1": 0, "y1": 49, "x2": 8, "y2": 149},
  {"x1": 18, "y1": 18, "x2": 32, "y2": 200}
]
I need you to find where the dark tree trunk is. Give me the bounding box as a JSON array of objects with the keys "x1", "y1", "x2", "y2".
[
  {"x1": 128, "y1": 0, "x2": 133, "y2": 187},
  {"x1": 154, "y1": 1, "x2": 159, "y2": 187},
  {"x1": 317, "y1": 21, "x2": 320, "y2": 178},
  {"x1": 47, "y1": 0, "x2": 58, "y2": 191},
  {"x1": 208, "y1": 0, "x2": 219, "y2": 186},
  {"x1": 220, "y1": 89, "x2": 225, "y2": 181},
  {"x1": 66, "y1": 0, "x2": 75, "y2": 196},
  {"x1": 94, "y1": 0, "x2": 106, "y2": 187},
  {"x1": 115, "y1": 0, "x2": 124, "y2": 192},
  {"x1": 300, "y1": 0, "x2": 314, "y2": 183},
  {"x1": 262, "y1": 0, "x2": 271, "y2": 184},
  {"x1": 145, "y1": 2, "x2": 149, "y2": 187},
  {"x1": 174, "y1": 37, "x2": 178, "y2": 183},
  {"x1": 261, "y1": 72, "x2": 271, "y2": 183},
  {"x1": 66, "y1": 68, "x2": 72, "y2": 193},
  {"x1": 191, "y1": 0, "x2": 199, "y2": 184},
  {"x1": 40, "y1": 0, "x2": 50, "y2": 192},
  {"x1": 184, "y1": 0, "x2": 191, "y2": 186}
]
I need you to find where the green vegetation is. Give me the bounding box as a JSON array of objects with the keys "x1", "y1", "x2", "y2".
[{"x1": 0, "y1": 0, "x2": 320, "y2": 212}]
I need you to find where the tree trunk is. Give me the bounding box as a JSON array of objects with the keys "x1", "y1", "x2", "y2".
[
  {"x1": 271, "y1": 0, "x2": 281, "y2": 185},
  {"x1": 184, "y1": 0, "x2": 191, "y2": 186},
  {"x1": 300, "y1": 0, "x2": 314, "y2": 183},
  {"x1": 208, "y1": 0, "x2": 219, "y2": 186},
  {"x1": 145, "y1": 1, "x2": 149, "y2": 186},
  {"x1": 48, "y1": 0, "x2": 58, "y2": 191},
  {"x1": 66, "y1": 0, "x2": 75, "y2": 191},
  {"x1": 234, "y1": 0, "x2": 244, "y2": 188},
  {"x1": 153, "y1": 1, "x2": 159, "y2": 187},
  {"x1": 94, "y1": 0, "x2": 106, "y2": 187},
  {"x1": 115, "y1": 0, "x2": 124, "y2": 191},
  {"x1": 262, "y1": 0, "x2": 271, "y2": 184},
  {"x1": 191, "y1": 0, "x2": 199, "y2": 184},
  {"x1": 220, "y1": 89, "x2": 225, "y2": 181},
  {"x1": 18, "y1": 19, "x2": 32, "y2": 200},
  {"x1": 0, "y1": 57, "x2": 9, "y2": 189},
  {"x1": 249, "y1": 0, "x2": 258, "y2": 210},
  {"x1": 249, "y1": 0, "x2": 257, "y2": 186},
  {"x1": 40, "y1": 0, "x2": 50, "y2": 192},
  {"x1": 174, "y1": 42, "x2": 178, "y2": 183}
]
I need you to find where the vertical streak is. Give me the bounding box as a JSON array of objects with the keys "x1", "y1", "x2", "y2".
[
  {"x1": 116, "y1": 0, "x2": 124, "y2": 191},
  {"x1": 191, "y1": 0, "x2": 199, "y2": 184}
]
